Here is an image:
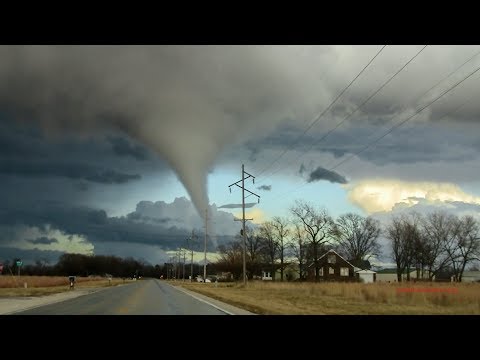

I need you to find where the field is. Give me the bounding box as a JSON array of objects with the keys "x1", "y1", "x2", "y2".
[
  {"x1": 176, "y1": 280, "x2": 480, "y2": 315},
  {"x1": 0, "y1": 275, "x2": 130, "y2": 297}
]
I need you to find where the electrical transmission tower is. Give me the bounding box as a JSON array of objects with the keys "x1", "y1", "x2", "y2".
[{"x1": 228, "y1": 164, "x2": 260, "y2": 285}]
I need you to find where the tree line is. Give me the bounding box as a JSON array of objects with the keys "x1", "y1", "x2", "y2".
[
  {"x1": 213, "y1": 200, "x2": 480, "y2": 282},
  {"x1": 1, "y1": 254, "x2": 163, "y2": 279}
]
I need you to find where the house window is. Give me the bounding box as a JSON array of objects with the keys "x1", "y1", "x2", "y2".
[
  {"x1": 319, "y1": 268, "x2": 323, "y2": 276},
  {"x1": 340, "y1": 267, "x2": 349, "y2": 276},
  {"x1": 329, "y1": 267, "x2": 335, "y2": 275},
  {"x1": 328, "y1": 254, "x2": 336, "y2": 264}
]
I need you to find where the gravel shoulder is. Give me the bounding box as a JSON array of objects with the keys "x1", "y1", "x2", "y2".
[{"x1": 0, "y1": 288, "x2": 103, "y2": 315}]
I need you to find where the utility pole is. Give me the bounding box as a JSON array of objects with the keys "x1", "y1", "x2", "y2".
[
  {"x1": 182, "y1": 247, "x2": 186, "y2": 282},
  {"x1": 188, "y1": 230, "x2": 197, "y2": 282},
  {"x1": 204, "y1": 208, "x2": 208, "y2": 283},
  {"x1": 228, "y1": 164, "x2": 260, "y2": 285}
]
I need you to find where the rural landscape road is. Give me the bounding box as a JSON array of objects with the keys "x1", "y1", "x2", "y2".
[{"x1": 11, "y1": 280, "x2": 252, "y2": 315}]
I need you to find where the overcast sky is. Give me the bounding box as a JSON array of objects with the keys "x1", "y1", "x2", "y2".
[{"x1": 1, "y1": 45, "x2": 480, "y2": 266}]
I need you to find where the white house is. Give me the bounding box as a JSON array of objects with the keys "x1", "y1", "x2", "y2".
[{"x1": 355, "y1": 269, "x2": 376, "y2": 283}]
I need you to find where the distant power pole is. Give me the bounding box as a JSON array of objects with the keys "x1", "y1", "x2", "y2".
[
  {"x1": 182, "y1": 247, "x2": 186, "y2": 282},
  {"x1": 188, "y1": 230, "x2": 197, "y2": 282},
  {"x1": 204, "y1": 208, "x2": 208, "y2": 283},
  {"x1": 229, "y1": 164, "x2": 260, "y2": 285}
]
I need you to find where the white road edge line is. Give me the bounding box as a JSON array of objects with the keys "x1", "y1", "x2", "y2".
[{"x1": 164, "y1": 282, "x2": 235, "y2": 315}]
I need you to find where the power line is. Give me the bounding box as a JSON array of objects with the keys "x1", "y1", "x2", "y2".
[
  {"x1": 269, "y1": 62, "x2": 480, "y2": 202},
  {"x1": 256, "y1": 45, "x2": 428, "y2": 185},
  {"x1": 320, "y1": 46, "x2": 480, "y2": 170},
  {"x1": 329, "y1": 64, "x2": 480, "y2": 172},
  {"x1": 253, "y1": 45, "x2": 387, "y2": 178}
]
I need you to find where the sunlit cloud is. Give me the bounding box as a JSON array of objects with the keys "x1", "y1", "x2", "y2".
[
  {"x1": 347, "y1": 179, "x2": 480, "y2": 214},
  {"x1": 3, "y1": 224, "x2": 94, "y2": 255},
  {"x1": 234, "y1": 207, "x2": 267, "y2": 224}
]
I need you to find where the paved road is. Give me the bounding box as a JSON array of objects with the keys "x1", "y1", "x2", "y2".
[{"x1": 16, "y1": 280, "x2": 229, "y2": 315}]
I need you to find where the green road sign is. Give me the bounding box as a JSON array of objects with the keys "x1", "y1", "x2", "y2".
[{"x1": 16, "y1": 261, "x2": 23, "y2": 267}]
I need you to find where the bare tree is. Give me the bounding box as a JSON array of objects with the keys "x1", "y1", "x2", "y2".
[
  {"x1": 331, "y1": 213, "x2": 380, "y2": 268},
  {"x1": 446, "y1": 215, "x2": 480, "y2": 282},
  {"x1": 259, "y1": 221, "x2": 277, "y2": 280},
  {"x1": 245, "y1": 226, "x2": 263, "y2": 277},
  {"x1": 272, "y1": 216, "x2": 290, "y2": 281},
  {"x1": 245, "y1": 226, "x2": 262, "y2": 264},
  {"x1": 217, "y1": 241, "x2": 243, "y2": 279},
  {"x1": 421, "y1": 211, "x2": 456, "y2": 280},
  {"x1": 290, "y1": 200, "x2": 334, "y2": 282},
  {"x1": 386, "y1": 213, "x2": 422, "y2": 282},
  {"x1": 290, "y1": 222, "x2": 307, "y2": 280}
]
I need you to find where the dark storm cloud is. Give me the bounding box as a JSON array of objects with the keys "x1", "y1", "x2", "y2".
[
  {"x1": 0, "y1": 46, "x2": 342, "y2": 215},
  {"x1": 0, "y1": 198, "x2": 239, "y2": 253},
  {"x1": 0, "y1": 160, "x2": 141, "y2": 184},
  {"x1": 27, "y1": 236, "x2": 58, "y2": 245},
  {"x1": 0, "y1": 202, "x2": 186, "y2": 250},
  {"x1": 257, "y1": 185, "x2": 271, "y2": 191},
  {"x1": 107, "y1": 136, "x2": 149, "y2": 161},
  {"x1": 74, "y1": 182, "x2": 89, "y2": 192},
  {"x1": 2, "y1": 45, "x2": 480, "y2": 211},
  {"x1": 126, "y1": 212, "x2": 172, "y2": 224},
  {"x1": 218, "y1": 203, "x2": 257, "y2": 209},
  {"x1": 307, "y1": 166, "x2": 348, "y2": 184},
  {"x1": 0, "y1": 246, "x2": 64, "y2": 265}
]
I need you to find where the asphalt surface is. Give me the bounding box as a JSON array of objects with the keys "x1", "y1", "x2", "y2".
[{"x1": 15, "y1": 280, "x2": 237, "y2": 315}]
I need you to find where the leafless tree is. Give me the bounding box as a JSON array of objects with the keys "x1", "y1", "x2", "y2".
[
  {"x1": 272, "y1": 216, "x2": 290, "y2": 281},
  {"x1": 290, "y1": 200, "x2": 334, "y2": 282},
  {"x1": 245, "y1": 226, "x2": 262, "y2": 264},
  {"x1": 331, "y1": 213, "x2": 380, "y2": 268},
  {"x1": 386, "y1": 213, "x2": 422, "y2": 282},
  {"x1": 445, "y1": 215, "x2": 480, "y2": 282},
  {"x1": 245, "y1": 226, "x2": 263, "y2": 277},
  {"x1": 217, "y1": 241, "x2": 243, "y2": 279},
  {"x1": 421, "y1": 211, "x2": 456, "y2": 280},
  {"x1": 259, "y1": 221, "x2": 277, "y2": 280},
  {"x1": 290, "y1": 222, "x2": 307, "y2": 280}
]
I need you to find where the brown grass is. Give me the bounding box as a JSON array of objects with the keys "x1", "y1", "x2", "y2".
[
  {"x1": 0, "y1": 275, "x2": 132, "y2": 297},
  {"x1": 176, "y1": 281, "x2": 480, "y2": 315}
]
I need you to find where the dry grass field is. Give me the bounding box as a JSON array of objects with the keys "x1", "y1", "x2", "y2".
[
  {"x1": 177, "y1": 280, "x2": 480, "y2": 315},
  {"x1": 0, "y1": 275, "x2": 130, "y2": 297}
]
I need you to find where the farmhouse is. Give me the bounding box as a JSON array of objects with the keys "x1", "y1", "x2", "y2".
[{"x1": 307, "y1": 249, "x2": 357, "y2": 282}]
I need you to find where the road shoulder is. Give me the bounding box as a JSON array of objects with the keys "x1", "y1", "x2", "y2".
[{"x1": 169, "y1": 283, "x2": 255, "y2": 315}]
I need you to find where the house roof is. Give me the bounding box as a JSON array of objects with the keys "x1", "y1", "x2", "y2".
[{"x1": 308, "y1": 249, "x2": 356, "y2": 269}]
